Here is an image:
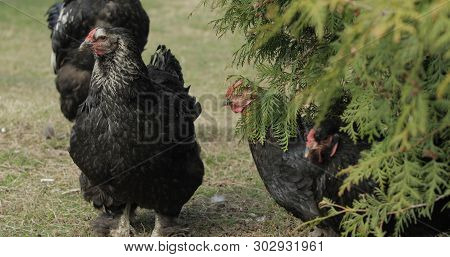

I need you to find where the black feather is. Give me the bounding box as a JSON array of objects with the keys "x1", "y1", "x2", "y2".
[
  {"x1": 147, "y1": 45, "x2": 201, "y2": 121},
  {"x1": 149, "y1": 45, "x2": 184, "y2": 84},
  {"x1": 46, "y1": 2, "x2": 63, "y2": 34}
]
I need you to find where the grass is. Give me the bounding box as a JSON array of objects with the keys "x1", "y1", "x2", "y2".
[{"x1": 0, "y1": 0, "x2": 302, "y2": 236}]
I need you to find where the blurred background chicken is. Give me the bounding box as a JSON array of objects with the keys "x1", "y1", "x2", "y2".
[{"x1": 46, "y1": 0, "x2": 149, "y2": 120}]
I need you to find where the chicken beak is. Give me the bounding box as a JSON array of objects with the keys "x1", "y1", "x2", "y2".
[
  {"x1": 223, "y1": 99, "x2": 231, "y2": 107},
  {"x1": 330, "y1": 142, "x2": 339, "y2": 157},
  {"x1": 79, "y1": 40, "x2": 93, "y2": 51},
  {"x1": 304, "y1": 141, "x2": 318, "y2": 159},
  {"x1": 304, "y1": 147, "x2": 311, "y2": 158}
]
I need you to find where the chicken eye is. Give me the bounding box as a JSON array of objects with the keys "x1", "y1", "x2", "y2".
[{"x1": 96, "y1": 35, "x2": 107, "y2": 41}]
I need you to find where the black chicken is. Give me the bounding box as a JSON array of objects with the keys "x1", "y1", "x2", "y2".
[
  {"x1": 226, "y1": 83, "x2": 450, "y2": 236},
  {"x1": 46, "y1": 0, "x2": 149, "y2": 121},
  {"x1": 70, "y1": 28, "x2": 204, "y2": 237},
  {"x1": 249, "y1": 120, "x2": 373, "y2": 236}
]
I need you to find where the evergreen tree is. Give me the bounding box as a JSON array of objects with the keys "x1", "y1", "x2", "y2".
[{"x1": 203, "y1": 0, "x2": 449, "y2": 236}]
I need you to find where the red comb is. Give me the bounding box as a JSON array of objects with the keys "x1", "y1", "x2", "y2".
[
  {"x1": 226, "y1": 80, "x2": 243, "y2": 98},
  {"x1": 306, "y1": 129, "x2": 316, "y2": 147},
  {"x1": 85, "y1": 28, "x2": 97, "y2": 42}
]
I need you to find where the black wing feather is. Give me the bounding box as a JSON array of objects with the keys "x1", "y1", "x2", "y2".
[
  {"x1": 146, "y1": 45, "x2": 202, "y2": 121},
  {"x1": 46, "y1": 2, "x2": 63, "y2": 34}
]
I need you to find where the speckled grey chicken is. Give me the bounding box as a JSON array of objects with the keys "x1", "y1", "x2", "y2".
[
  {"x1": 70, "y1": 28, "x2": 204, "y2": 237},
  {"x1": 46, "y1": 0, "x2": 149, "y2": 121}
]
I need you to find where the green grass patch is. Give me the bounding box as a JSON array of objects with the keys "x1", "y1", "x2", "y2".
[{"x1": 0, "y1": 150, "x2": 41, "y2": 169}]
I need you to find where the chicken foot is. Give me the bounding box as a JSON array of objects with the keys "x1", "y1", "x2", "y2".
[
  {"x1": 151, "y1": 213, "x2": 190, "y2": 237},
  {"x1": 110, "y1": 203, "x2": 135, "y2": 237}
]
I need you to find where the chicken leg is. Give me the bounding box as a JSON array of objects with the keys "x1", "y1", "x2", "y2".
[
  {"x1": 151, "y1": 213, "x2": 190, "y2": 237},
  {"x1": 110, "y1": 203, "x2": 135, "y2": 237}
]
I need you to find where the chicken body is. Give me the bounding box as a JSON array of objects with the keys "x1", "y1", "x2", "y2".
[
  {"x1": 249, "y1": 120, "x2": 372, "y2": 236},
  {"x1": 70, "y1": 28, "x2": 203, "y2": 236}
]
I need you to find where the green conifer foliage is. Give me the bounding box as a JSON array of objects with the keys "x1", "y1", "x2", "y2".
[{"x1": 203, "y1": 0, "x2": 449, "y2": 236}]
